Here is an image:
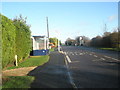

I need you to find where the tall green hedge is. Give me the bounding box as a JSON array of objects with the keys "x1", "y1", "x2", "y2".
[
  {"x1": 13, "y1": 17, "x2": 31, "y2": 62},
  {"x1": 1, "y1": 14, "x2": 32, "y2": 68},
  {"x1": 1, "y1": 14, "x2": 16, "y2": 68}
]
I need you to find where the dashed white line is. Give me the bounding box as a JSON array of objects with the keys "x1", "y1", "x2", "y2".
[
  {"x1": 111, "y1": 58, "x2": 119, "y2": 61},
  {"x1": 104, "y1": 55, "x2": 119, "y2": 62},
  {"x1": 104, "y1": 56, "x2": 111, "y2": 58},
  {"x1": 79, "y1": 53, "x2": 83, "y2": 55},
  {"x1": 101, "y1": 58, "x2": 106, "y2": 60},
  {"x1": 94, "y1": 55, "x2": 98, "y2": 57},
  {"x1": 89, "y1": 54, "x2": 92, "y2": 55}
]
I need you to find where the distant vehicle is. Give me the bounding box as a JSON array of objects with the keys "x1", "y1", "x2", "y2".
[{"x1": 49, "y1": 43, "x2": 55, "y2": 48}]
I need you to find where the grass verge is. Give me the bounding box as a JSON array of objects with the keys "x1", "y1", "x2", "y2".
[
  {"x1": 2, "y1": 55, "x2": 50, "y2": 88},
  {"x1": 2, "y1": 76, "x2": 34, "y2": 88},
  {"x1": 49, "y1": 48, "x2": 55, "y2": 52},
  {"x1": 98, "y1": 48, "x2": 120, "y2": 51},
  {"x1": 6, "y1": 55, "x2": 49, "y2": 70}
]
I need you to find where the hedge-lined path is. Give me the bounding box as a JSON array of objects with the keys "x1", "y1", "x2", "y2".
[{"x1": 2, "y1": 66, "x2": 37, "y2": 76}]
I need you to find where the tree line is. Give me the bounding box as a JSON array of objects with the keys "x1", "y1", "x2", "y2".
[
  {"x1": 65, "y1": 29, "x2": 120, "y2": 49},
  {"x1": 90, "y1": 30, "x2": 120, "y2": 48}
]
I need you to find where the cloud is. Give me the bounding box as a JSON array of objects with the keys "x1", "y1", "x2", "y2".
[{"x1": 108, "y1": 15, "x2": 117, "y2": 22}]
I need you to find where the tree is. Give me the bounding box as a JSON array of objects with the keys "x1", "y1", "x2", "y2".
[
  {"x1": 110, "y1": 31, "x2": 119, "y2": 48},
  {"x1": 65, "y1": 38, "x2": 76, "y2": 46},
  {"x1": 90, "y1": 36, "x2": 102, "y2": 47},
  {"x1": 49, "y1": 37, "x2": 58, "y2": 47}
]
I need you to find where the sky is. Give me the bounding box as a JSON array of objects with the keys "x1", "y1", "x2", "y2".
[{"x1": 1, "y1": 2, "x2": 118, "y2": 43}]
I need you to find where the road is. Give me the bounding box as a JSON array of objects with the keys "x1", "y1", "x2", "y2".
[
  {"x1": 62, "y1": 46, "x2": 119, "y2": 88},
  {"x1": 28, "y1": 46, "x2": 119, "y2": 88},
  {"x1": 28, "y1": 51, "x2": 73, "y2": 88}
]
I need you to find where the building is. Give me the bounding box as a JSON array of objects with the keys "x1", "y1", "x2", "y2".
[
  {"x1": 79, "y1": 36, "x2": 84, "y2": 46},
  {"x1": 30, "y1": 35, "x2": 49, "y2": 56}
]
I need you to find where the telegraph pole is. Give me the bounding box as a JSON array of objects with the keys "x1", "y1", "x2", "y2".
[
  {"x1": 46, "y1": 17, "x2": 49, "y2": 39},
  {"x1": 46, "y1": 17, "x2": 50, "y2": 50}
]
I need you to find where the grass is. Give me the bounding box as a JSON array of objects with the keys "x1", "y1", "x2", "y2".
[
  {"x1": 2, "y1": 76, "x2": 35, "y2": 88},
  {"x1": 49, "y1": 48, "x2": 55, "y2": 52},
  {"x1": 2, "y1": 55, "x2": 50, "y2": 88},
  {"x1": 98, "y1": 48, "x2": 120, "y2": 51},
  {"x1": 6, "y1": 55, "x2": 50, "y2": 70}
]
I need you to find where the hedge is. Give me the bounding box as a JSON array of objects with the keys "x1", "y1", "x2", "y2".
[
  {"x1": 1, "y1": 14, "x2": 16, "y2": 68},
  {"x1": 13, "y1": 16, "x2": 31, "y2": 62},
  {"x1": 1, "y1": 14, "x2": 32, "y2": 68}
]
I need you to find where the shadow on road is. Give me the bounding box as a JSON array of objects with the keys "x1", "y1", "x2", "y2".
[{"x1": 27, "y1": 51, "x2": 73, "y2": 88}]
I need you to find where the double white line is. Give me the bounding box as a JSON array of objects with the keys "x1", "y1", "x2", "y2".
[
  {"x1": 63, "y1": 52, "x2": 77, "y2": 88},
  {"x1": 64, "y1": 52, "x2": 72, "y2": 63}
]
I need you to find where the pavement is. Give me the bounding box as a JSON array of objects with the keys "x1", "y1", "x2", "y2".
[{"x1": 28, "y1": 50, "x2": 73, "y2": 88}]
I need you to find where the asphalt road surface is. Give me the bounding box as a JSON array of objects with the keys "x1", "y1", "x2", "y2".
[
  {"x1": 28, "y1": 51, "x2": 73, "y2": 88},
  {"x1": 62, "y1": 46, "x2": 119, "y2": 88},
  {"x1": 28, "y1": 46, "x2": 119, "y2": 88}
]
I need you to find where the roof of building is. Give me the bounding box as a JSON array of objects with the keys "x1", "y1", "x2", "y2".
[{"x1": 32, "y1": 35, "x2": 46, "y2": 38}]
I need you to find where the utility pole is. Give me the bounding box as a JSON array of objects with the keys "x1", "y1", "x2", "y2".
[
  {"x1": 46, "y1": 17, "x2": 49, "y2": 39},
  {"x1": 46, "y1": 17, "x2": 49, "y2": 50}
]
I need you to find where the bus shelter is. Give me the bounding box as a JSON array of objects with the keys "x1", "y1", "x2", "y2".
[{"x1": 31, "y1": 36, "x2": 49, "y2": 56}]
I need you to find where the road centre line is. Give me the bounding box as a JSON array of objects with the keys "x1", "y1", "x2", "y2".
[
  {"x1": 64, "y1": 53, "x2": 78, "y2": 88},
  {"x1": 66, "y1": 55, "x2": 72, "y2": 63},
  {"x1": 64, "y1": 52, "x2": 72, "y2": 63},
  {"x1": 101, "y1": 58, "x2": 105, "y2": 60},
  {"x1": 94, "y1": 55, "x2": 98, "y2": 57}
]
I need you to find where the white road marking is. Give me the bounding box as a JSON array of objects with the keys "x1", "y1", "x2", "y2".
[
  {"x1": 72, "y1": 61, "x2": 79, "y2": 63},
  {"x1": 89, "y1": 54, "x2": 92, "y2": 55},
  {"x1": 111, "y1": 58, "x2": 119, "y2": 61},
  {"x1": 64, "y1": 53, "x2": 72, "y2": 63},
  {"x1": 104, "y1": 55, "x2": 120, "y2": 62},
  {"x1": 79, "y1": 53, "x2": 83, "y2": 55},
  {"x1": 94, "y1": 55, "x2": 98, "y2": 57},
  {"x1": 75, "y1": 54, "x2": 78, "y2": 55},
  {"x1": 64, "y1": 56, "x2": 77, "y2": 88},
  {"x1": 104, "y1": 56, "x2": 111, "y2": 58},
  {"x1": 101, "y1": 58, "x2": 106, "y2": 60},
  {"x1": 72, "y1": 54, "x2": 74, "y2": 55},
  {"x1": 93, "y1": 58, "x2": 105, "y2": 61}
]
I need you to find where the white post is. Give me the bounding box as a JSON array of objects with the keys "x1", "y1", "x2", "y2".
[{"x1": 15, "y1": 55, "x2": 18, "y2": 66}]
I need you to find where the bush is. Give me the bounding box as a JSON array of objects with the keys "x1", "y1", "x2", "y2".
[
  {"x1": 1, "y1": 14, "x2": 32, "y2": 68},
  {"x1": 1, "y1": 14, "x2": 16, "y2": 68},
  {"x1": 13, "y1": 16, "x2": 31, "y2": 62}
]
